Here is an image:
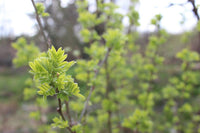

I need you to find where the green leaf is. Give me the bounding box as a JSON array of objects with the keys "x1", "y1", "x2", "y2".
[
  {"x1": 51, "y1": 116, "x2": 69, "y2": 128},
  {"x1": 36, "y1": 3, "x2": 49, "y2": 17},
  {"x1": 122, "y1": 109, "x2": 153, "y2": 132},
  {"x1": 103, "y1": 29, "x2": 126, "y2": 50},
  {"x1": 37, "y1": 83, "x2": 55, "y2": 98}
]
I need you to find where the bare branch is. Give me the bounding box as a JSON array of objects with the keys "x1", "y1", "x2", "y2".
[
  {"x1": 188, "y1": 0, "x2": 199, "y2": 20},
  {"x1": 30, "y1": 0, "x2": 51, "y2": 49},
  {"x1": 79, "y1": 48, "x2": 112, "y2": 123},
  {"x1": 167, "y1": 0, "x2": 199, "y2": 20}
]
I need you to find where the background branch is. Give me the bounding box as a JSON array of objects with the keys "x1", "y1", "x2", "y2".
[
  {"x1": 79, "y1": 48, "x2": 112, "y2": 123},
  {"x1": 30, "y1": 0, "x2": 51, "y2": 49},
  {"x1": 188, "y1": 0, "x2": 199, "y2": 20}
]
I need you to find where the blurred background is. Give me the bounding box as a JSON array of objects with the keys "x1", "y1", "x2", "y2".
[{"x1": 0, "y1": 0, "x2": 200, "y2": 132}]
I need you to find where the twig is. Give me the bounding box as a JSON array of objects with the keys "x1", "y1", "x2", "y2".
[
  {"x1": 188, "y1": 0, "x2": 200, "y2": 53},
  {"x1": 56, "y1": 88, "x2": 74, "y2": 133},
  {"x1": 188, "y1": 0, "x2": 199, "y2": 20},
  {"x1": 79, "y1": 48, "x2": 112, "y2": 123},
  {"x1": 30, "y1": 0, "x2": 51, "y2": 49},
  {"x1": 57, "y1": 96, "x2": 65, "y2": 120}
]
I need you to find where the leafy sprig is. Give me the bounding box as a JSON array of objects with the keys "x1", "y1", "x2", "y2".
[{"x1": 29, "y1": 46, "x2": 83, "y2": 100}]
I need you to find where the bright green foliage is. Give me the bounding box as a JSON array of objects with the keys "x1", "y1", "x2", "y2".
[
  {"x1": 138, "y1": 92, "x2": 155, "y2": 110},
  {"x1": 74, "y1": 1, "x2": 166, "y2": 132},
  {"x1": 102, "y1": 99, "x2": 117, "y2": 111},
  {"x1": 75, "y1": 59, "x2": 98, "y2": 83},
  {"x1": 78, "y1": 11, "x2": 97, "y2": 28},
  {"x1": 128, "y1": 6, "x2": 140, "y2": 26},
  {"x1": 58, "y1": 80, "x2": 85, "y2": 100},
  {"x1": 151, "y1": 14, "x2": 162, "y2": 26},
  {"x1": 84, "y1": 44, "x2": 107, "y2": 59},
  {"x1": 12, "y1": 37, "x2": 40, "y2": 67},
  {"x1": 36, "y1": 3, "x2": 49, "y2": 17},
  {"x1": 162, "y1": 85, "x2": 179, "y2": 99},
  {"x1": 29, "y1": 46, "x2": 83, "y2": 100},
  {"x1": 76, "y1": 0, "x2": 88, "y2": 12},
  {"x1": 179, "y1": 103, "x2": 193, "y2": 114},
  {"x1": 51, "y1": 116, "x2": 69, "y2": 128},
  {"x1": 70, "y1": 99, "x2": 84, "y2": 112},
  {"x1": 103, "y1": 3, "x2": 123, "y2": 29},
  {"x1": 72, "y1": 124, "x2": 83, "y2": 133},
  {"x1": 123, "y1": 109, "x2": 153, "y2": 132},
  {"x1": 80, "y1": 29, "x2": 100, "y2": 42},
  {"x1": 37, "y1": 125, "x2": 56, "y2": 133},
  {"x1": 37, "y1": 83, "x2": 55, "y2": 98},
  {"x1": 103, "y1": 29, "x2": 126, "y2": 50},
  {"x1": 176, "y1": 48, "x2": 199, "y2": 62},
  {"x1": 26, "y1": 45, "x2": 83, "y2": 131},
  {"x1": 176, "y1": 48, "x2": 199, "y2": 70},
  {"x1": 74, "y1": 1, "x2": 132, "y2": 132},
  {"x1": 160, "y1": 48, "x2": 200, "y2": 133}
]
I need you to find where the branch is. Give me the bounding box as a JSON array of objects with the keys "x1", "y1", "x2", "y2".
[
  {"x1": 188, "y1": 0, "x2": 199, "y2": 20},
  {"x1": 56, "y1": 88, "x2": 75, "y2": 133},
  {"x1": 56, "y1": 96, "x2": 65, "y2": 120},
  {"x1": 79, "y1": 48, "x2": 112, "y2": 123},
  {"x1": 168, "y1": 1, "x2": 199, "y2": 20},
  {"x1": 30, "y1": 0, "x2": 51, "y2": 49}
]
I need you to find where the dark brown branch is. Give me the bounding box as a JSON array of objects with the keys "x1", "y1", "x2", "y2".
[
  {"x1": 188, "y1": 0, "x2": 199, "y2": 20},
  {"x1": 79, "y1": 48, "x2": 112, "y2": 123},
  {"x1": 188, "y1": 0, "x2": 200, "y2": 53},
  {"x1": 57, "y1": 97, "x2": 65, "y2": 120},
  {"x1": 30, "y1": 0, "x2": 51, "y2": 49}
]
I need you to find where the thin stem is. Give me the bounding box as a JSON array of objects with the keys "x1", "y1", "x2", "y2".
[
  {"x1": 79, "y1": 48, "x2": 112, "y2": 123},
  {"x1": 56, "y1": 88, "x2": 75, "y2": 133},
  {"x1": 57, "y1": 97, "x2": 66, "y2": 120},
  {"x1": 30, "y1": 0, "x2": 51, "y2": 49},
  {"x1": 188, "y1": 0, "x2": 199, "y2": 21}
]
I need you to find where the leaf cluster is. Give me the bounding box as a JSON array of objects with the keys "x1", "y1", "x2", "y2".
[
  {"x1": 29, "y1": 46, "x2": 83, "y2": 100},
  {"x1": 12, "y1": 37, "x2": 40, "y2": 67}
]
